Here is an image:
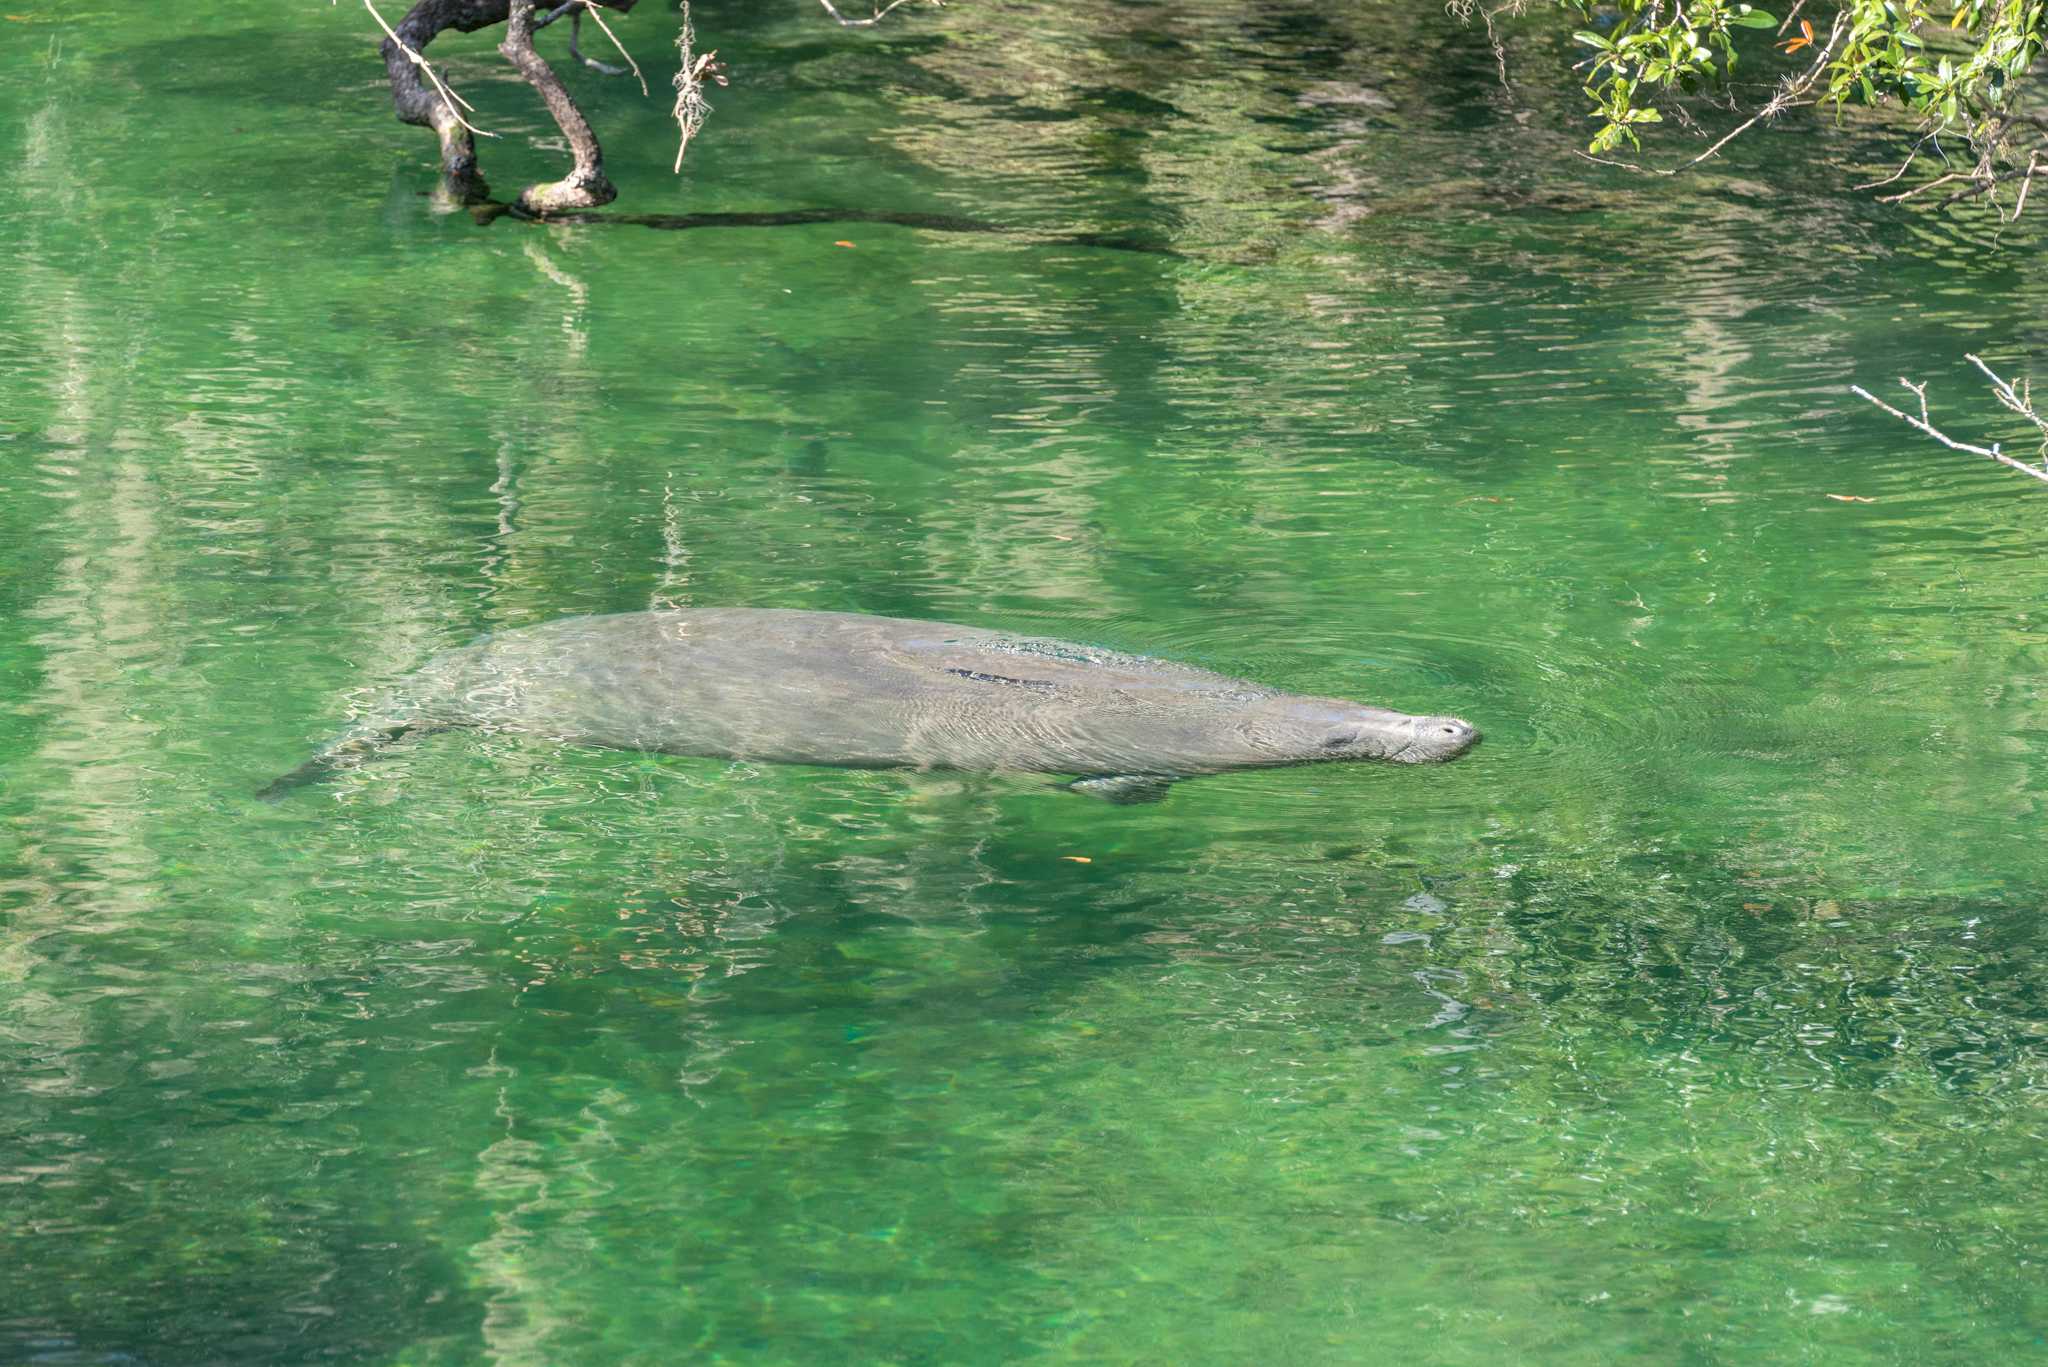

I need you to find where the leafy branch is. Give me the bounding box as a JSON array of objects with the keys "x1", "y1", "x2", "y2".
[
  {"x1": 1470, "y1": 0, "x2": 2048, "y2": 211},
  {"x1": 1570, "y1": 0, "x2": 1784, "y2": 155}
]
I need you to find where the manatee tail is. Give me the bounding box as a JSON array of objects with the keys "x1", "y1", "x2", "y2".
[{"x1": 257, "y1": 720, "x2": 443, "y2": 801}]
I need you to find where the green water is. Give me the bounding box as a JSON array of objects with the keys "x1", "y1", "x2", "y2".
[{"x1": 5, "y1": 1, "x2": 2048, "y2": 1361}]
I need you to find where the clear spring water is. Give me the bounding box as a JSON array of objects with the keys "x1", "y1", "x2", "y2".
[{"x1": 3, "y1": 1, "x2": 2047, "y2": 1361}]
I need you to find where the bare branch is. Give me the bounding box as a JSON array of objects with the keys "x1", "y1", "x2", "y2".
[
  {"x1": 1968, "y1": 353, "x2": 2048, "y2": 449},
  {"x1": 1853, "y1": 130, "x2": 1942, "y2": 191},
  {"x1": 1877, "y1": 169, "x2": 1971, "y2": 202},
  {"x1": 2012, "y1": 151, "x2": 2042, "y2": 221},
  {"x1": 1852, "y1": 360, "x2": 2048, "y2": 486},
  {"x1": 1906, "y1": 377, "x2": 1929, "y2": 426},
  {"x1": 815, "y1": 0, "x2": 937, "y2": 27},
  {"x1": 1863, "y1": 119, "x2": 2048, "y2": 219},
  {"x1": 1931, "y1": 153, "x2": 2047, "y2": 210}
]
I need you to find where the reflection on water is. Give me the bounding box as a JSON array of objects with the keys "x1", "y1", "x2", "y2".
[{"x1": 3, "y1": 0, "x2": 2048, "y2": 1361}]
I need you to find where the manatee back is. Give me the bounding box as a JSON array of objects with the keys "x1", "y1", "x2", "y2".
[{"x1": 437, "y1": 609, "x2": 1283, "y2": 775}]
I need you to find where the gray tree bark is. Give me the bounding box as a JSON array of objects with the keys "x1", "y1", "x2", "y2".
[
  {"x1": 378, "y1": 0, "x2": 637, "y2": 212},
  {"x1": 499, "y1": 0, "x2": 616, "y2": 211}
]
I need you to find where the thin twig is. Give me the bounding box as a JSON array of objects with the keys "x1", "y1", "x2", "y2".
[
  {"x1": 577, "y1": 0, "x2": 646, "y2": 94},
  {"x1": 2011, "y1": 151, "x2": 2041, "y2": 220},
  {"x1": 815, "y1": 0, "x2": 934, "y2": 27},
  {"x1": 1968, "y1": 353, "x2": 2048, "y2": 446},
  {"x1": 1867, "y1": 125, "x2": 2048, "y2": 217},
  {"x1": 1878, "y1": 169, "x2": 1969, "y2": 202},
  {"x1": 567, "y1": 12, "x2": 627, "y2": 74},
  {"x1": 360, "y1": 0, "x2": 494, "y2": 137},
  {"x1": 1958, "y1": 146, "x2": 2048, "y2": 221},
  {"x1": 1853, "y1": 130, "x2": 1941, "y2": 191},
  {"x1": 1930, "y1": 155, "x2": 2046, "y2": 207}
]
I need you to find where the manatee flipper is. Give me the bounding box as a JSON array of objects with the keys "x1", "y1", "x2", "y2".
[
  {"x1": 1067, "y1": 774, "x2": 1176, "y2": 804},
  {"x1": 256, "y1": 721, "x2": 446, "y2": 801}
]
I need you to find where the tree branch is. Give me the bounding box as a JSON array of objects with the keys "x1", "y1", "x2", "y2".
[
  {"x1": 1852, "y1": 130, "x2": 1941, "y2": 191},
  {"x1": 1969, "y1": 352, "x2": 2048, "y2": 448},
  {"x1": 1875, "y1": 168, "x2": 1971, "y2": 202},
  {"x1": 1918, "y1": 145, "x2": 2048, "y2": 219},
  {"x1": 2011, "y1": 150, "x2": 2042, "y2": 220},
  {"x1": 533, "y1": 0, "x2": 579, "y2": 30},
  {"x1": 815, "y1": 0, "x2": 937, "y2": 27},
  {"x1": 1571, "y1": 14, "x2": 1847, "y2": 177},
  {"x1": 1852, "y1": 356, "x2": 2048, "y2": 486},
  {"x1": 499, "y1": 0, "x2": 616, "y2": 211},
  {"x1": 363, "y1": 0, "x2": 488, "y2": 136},
  {"x1": 360, "y1": 0, "x2": 523, "y2": 203},
  {"x1": 573, "y1": 2, "x2": 644, "y2": 92}
]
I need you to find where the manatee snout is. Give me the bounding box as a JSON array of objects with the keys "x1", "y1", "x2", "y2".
[
  {"x1": 1311, "y1": 708, "x2": 1480, "y2": 764},
  {"x1": 1397, "y1": 715, "x2": 1481, "y2": 763}
]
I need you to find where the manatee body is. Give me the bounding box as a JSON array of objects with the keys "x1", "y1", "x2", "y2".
[{"x1": 261, "y1": 609, "x2": 1479, "y2": 802}]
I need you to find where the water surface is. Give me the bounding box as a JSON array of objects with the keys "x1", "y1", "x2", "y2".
[{"x1": 4, "y1": 2, "x2": 2048, "y2": 1362}]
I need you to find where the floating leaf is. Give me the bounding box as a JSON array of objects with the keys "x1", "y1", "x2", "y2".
[{"x1": 1825, "y1": 494, "x2": 1877, "y2": 503}]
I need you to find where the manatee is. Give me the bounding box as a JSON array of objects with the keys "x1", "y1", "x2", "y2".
[{"x1": 258, "y1": 609, "x2": 1479, "y2": 803}]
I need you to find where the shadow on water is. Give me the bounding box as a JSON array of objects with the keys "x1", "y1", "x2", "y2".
[{"x1": 468, "y1": 200, "x2": 1188, "y2": 257}]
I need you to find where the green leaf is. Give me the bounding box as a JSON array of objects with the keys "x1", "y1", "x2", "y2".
[
  {"x1": 1729, "y1": 9, "x2": 1777, "y2": 26},
  {"x1": 1574, "y1": 29, "x2": 1615, "y2": 48}
]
